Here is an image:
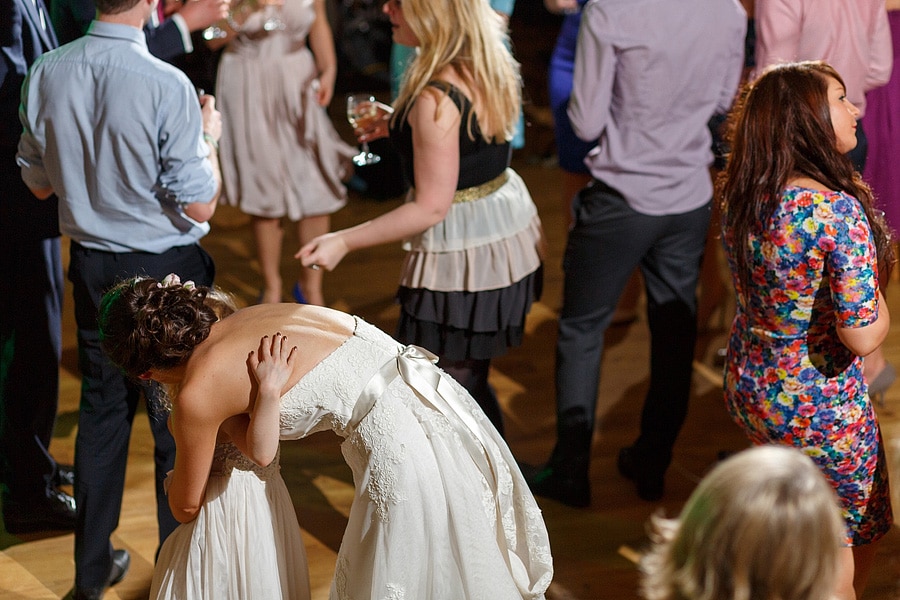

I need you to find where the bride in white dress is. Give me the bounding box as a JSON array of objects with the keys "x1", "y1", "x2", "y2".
[{"x1": 99, "y1": 275, "x2": 553, "y2": 599}]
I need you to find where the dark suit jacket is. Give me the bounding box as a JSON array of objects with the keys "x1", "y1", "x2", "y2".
[
  {"x1": 50, "y1": 0, "x2": 188, "y2": 60},
  {"x1": 1, "y1": 0, "x2": 59, "y2": 241}
]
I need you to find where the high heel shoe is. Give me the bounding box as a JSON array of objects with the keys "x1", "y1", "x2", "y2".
[
  {"x1": 868, "y1": 363, "x2": 896, "y2": 407},
  {"x1": 292, "y1": 282, "x2": 308, "y2": 304}
]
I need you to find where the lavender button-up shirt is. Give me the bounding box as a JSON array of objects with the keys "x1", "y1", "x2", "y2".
[{"x1": 568, "y1": 0, "x2": 746, "y2": 216}]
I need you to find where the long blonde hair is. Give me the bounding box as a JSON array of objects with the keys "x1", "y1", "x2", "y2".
[
  {"x1": 392, "y1": 0, "x2": 521, "y2": 142},
  {"x1": 640, "y1": 445, "x2": 845, "y2": 600}
]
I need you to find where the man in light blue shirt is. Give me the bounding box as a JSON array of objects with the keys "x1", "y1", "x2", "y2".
[
  {"x1": 529, "y1": 0, "x2": 746, "y2": 506},
  {"x1": 17, "y1": 0, "x2": 221, "y2": 595}
]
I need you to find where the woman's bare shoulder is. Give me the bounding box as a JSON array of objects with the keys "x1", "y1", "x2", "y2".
[{"x1": 785, "y1": 176, "x2": 835, "y2": 193}]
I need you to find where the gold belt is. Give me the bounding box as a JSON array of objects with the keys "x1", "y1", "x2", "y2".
[{"x1": 452, "y1": 171, "x2": 509, "y2": 203}]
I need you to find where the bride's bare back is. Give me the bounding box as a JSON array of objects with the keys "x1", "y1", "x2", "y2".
[
  {"x1": 165, "y1": 303, "x2": 355, "y2": 522},
  {"x1": 184, "y1": 303, "x2": 356, "y2": 415}
]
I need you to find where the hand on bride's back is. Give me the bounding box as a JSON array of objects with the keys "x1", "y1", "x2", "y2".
[{"x1": 248, "y1": 332, "x2": 297, "y2": 397}]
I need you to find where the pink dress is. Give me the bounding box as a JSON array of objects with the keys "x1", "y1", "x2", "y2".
[{"x1": 862, "y1": 10, "x2": 900, "y2": 232}]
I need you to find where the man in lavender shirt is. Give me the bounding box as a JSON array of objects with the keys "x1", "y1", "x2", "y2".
[{"x1": 528, "y1": 0, "x2": 746, "y2": 505}]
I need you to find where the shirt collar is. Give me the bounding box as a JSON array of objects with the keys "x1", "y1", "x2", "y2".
[{"x1": 85, "y1": 20, "x2": 149, "y2": 50}]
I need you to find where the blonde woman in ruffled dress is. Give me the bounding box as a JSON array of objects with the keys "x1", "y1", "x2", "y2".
[
  {"x1": 211, "y1": 0, "x2": 355, "y2": 305},
  {"x1": 296, "y1": 0, "x2": 544, "y2": 438}
]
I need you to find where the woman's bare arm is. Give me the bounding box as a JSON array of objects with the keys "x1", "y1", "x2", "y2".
[{"x1": 295, "y1": 90, "x2": 460, "y2": 270}]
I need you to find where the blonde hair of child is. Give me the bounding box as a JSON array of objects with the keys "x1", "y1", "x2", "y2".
[{"x1": 640, "y1": 445, "x2": 845, "y2": 600}]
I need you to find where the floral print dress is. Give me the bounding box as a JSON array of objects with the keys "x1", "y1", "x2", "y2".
[{"x1": 722, "y1": 185, "x2": 893, "y2": 545}]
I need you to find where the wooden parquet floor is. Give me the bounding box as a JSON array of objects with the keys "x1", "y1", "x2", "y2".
[{"x1": 3, "y1": 155, "x2": 900, "y2": 599}]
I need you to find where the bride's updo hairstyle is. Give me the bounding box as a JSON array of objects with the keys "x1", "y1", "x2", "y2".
[{"x1": 99, "y1": 275, "x2": 219, "y2": 379}]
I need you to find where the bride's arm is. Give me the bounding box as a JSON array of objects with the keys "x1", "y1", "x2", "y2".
[{"x1": 166, "y1": 396, "x2": 221, "y2": 523}]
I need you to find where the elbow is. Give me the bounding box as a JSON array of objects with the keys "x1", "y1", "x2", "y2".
[
  {"x1": 847, "y1": 340, "x2": 882, "y2": 358},
  {"x1": 430, "y1": 204, "x2": 450, "y2": 226},
  {"x1": 29, "y1": 186, "x2": 54, "y2": 200},
  {"x1": 183, "y1": 196, "x2": 218, "y2": 223},
  {"x1": 170, "y1": 502, "x2": 201, "y2": 524},
  {"x1": 249, "y1": 451, "x2": 276, "y2": 468},
  {"x1": 837, "y1": 323, "x2": 888, "y2": 358}
]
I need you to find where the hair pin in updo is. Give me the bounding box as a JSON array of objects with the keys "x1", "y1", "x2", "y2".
[{"x1": 158, "y1": 273, "x2": 196, "y2": 291}]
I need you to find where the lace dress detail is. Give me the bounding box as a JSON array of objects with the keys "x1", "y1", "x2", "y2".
[
  {"x1": 279, "y1": 317, "x2": 553, "y2": 599},
  {"x1": 150, "y1": 442, "x2": 310, "y2": 599},
  {"x1": 209, "y1": 441, "x2": 281, "y2": 478}
]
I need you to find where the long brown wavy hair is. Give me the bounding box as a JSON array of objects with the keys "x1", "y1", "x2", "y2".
[{"x1": 717, "y1": 61, "x2": 894, "y2": 301}]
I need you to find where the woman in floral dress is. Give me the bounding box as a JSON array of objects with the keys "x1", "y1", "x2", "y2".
[{"x1": 718, "y1": 61, "x2": 894, "y2": 600}]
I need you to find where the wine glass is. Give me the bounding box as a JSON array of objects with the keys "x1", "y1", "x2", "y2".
[
  {"x1": 202, "y1": 24, "x2": 228, "y2": 40},
  {"x1": 261, "y1": 0, "x2": 285, "y2": 31},
  {"x1": 203, "y1": 0, "x2": 257, "y2": 41},
  {"x1": 346, "y1": 94, "x2": 381, "y2": 166}
]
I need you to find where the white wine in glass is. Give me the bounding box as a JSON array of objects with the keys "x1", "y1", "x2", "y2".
[
  {"x1": 261, "y1": 0, "x2": 285, "y2": 31},
  {"x1": 346, "y1": 94, "x2": 381, "y2": 166},
  {"x1": 202, "y1": 0, "x2": 258, "y2": 41}
]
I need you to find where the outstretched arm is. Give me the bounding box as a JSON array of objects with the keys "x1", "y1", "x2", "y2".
[{"x1": 295, "y1": 89, "x2": 458, "y2": 270}]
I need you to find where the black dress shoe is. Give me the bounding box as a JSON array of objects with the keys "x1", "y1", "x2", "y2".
[
  {"x1": 525, "y1": 463, "x2": 591, "y2": 508},
  {"x1": 73, "y1": 549, "x2": 130, "y2": 600},
  {"x1": 3, "y1": 487, "x2": 76, "y2": 534},
  {"x1": 617, "y1": 447, "x2": 665, "y2": 502},
  {"x1": 55, "y1": 464, "x2": 76, "y2": 487}
]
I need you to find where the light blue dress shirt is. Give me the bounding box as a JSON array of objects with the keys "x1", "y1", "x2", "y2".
[{"x1": 17, "y1": 20, "x2": 217, "y2": 253}]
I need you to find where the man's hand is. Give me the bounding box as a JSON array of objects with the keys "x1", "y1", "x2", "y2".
[
  {"x1": 200, "y1": 94, "x2": 222, "y2": 143},
  {"x1": 544, "y1": 0, "x2": 578, "y2": 14}
]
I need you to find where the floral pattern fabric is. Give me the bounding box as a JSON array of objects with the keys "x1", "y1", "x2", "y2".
[{"x1": 722, "y1": 186, "x2": 893, "y2": 545}]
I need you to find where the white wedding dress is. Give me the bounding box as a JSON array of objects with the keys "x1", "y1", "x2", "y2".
[
  {"x1": 279, "y1": 317, "x2": 553, "y2": 599},
  {"x1": 150, "y1": 444, "x2": 310, "y2": 599}
]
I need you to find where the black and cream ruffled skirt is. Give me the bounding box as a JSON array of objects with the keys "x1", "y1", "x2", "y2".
[{"x1": 395, "y1": 168, "x2": 545, "y2": 361}]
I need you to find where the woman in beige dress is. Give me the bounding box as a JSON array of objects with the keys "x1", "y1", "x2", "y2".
[{"x1": 211, "y1": 0, "x2": 355, "y2": 305}]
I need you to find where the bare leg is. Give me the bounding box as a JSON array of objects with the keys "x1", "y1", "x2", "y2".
[
  {"x1": 252, "y1": 216, "x2": 284, "y2": 304},
  {"x1": 834, "y1": 547, "x2": 856, "y2": 600},
  {"x1": 852, "y1": 541, "x2": 880, "y2": 599},
  {"x1": 295, "y1": 215, "x2": 330, "y2": 306}
]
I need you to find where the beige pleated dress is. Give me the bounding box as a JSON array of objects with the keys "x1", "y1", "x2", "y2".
[{"x1": 216, "y1": 0, "x2": 355, "y2": 220}]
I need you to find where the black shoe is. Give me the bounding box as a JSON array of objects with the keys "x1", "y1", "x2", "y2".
[
  {"x1": 3, "y1": 487, "x2": 77, "y2": 534},
  {"x1": 525, "y1": 463, "x2": 591, "y2": 508},
  {"x1": 73, "y1": 549, "x2": 130, "y2": 600},
  {"x1": 617, "y1": 447, "x2": 665, "y2": 502},
  {"x1": 54, "y1": 464, "x2": 75, "y2": 487}
]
